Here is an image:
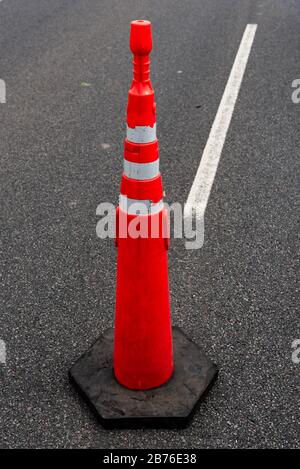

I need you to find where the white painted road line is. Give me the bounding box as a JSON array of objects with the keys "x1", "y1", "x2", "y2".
[
  {"x1": 184, "y1": 24, "x2": 257, "y2": 219},
  {"x1": 0, "y1": 339, "x2": 6, "y2": 365},
  {"x1": 0, "y1": 79, "x2": 6, "y2": 103}
]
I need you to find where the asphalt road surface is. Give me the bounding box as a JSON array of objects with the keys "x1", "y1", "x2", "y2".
[{"x1": 0, "y1": 0, "x2": 299, "y2": 449}]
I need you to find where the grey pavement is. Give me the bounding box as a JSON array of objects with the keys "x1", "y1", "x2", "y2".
[{"x1": 0, "y1": 0, "x2": 299, "y2": 448}]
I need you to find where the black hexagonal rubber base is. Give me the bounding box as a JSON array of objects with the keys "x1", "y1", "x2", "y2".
[{"x1": 69, "y1": 327, "x2": 218, "y2": 429}]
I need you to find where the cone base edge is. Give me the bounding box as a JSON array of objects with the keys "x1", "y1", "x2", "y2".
[{"x1": 69, "y1": 327, "x2": 218, "y2": 430}]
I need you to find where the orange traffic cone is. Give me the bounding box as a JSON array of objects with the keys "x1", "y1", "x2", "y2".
[
  {"x1": 69, "y1": 20, "x2": 218, "y2": 429},
  {"x1": 114, "y1": 20, "x2": 173, "y2": 391}
]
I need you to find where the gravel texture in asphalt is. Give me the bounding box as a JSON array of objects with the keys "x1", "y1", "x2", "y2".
[{"x1": 0, "y1": 0, "x2": 299, "y2": 448}]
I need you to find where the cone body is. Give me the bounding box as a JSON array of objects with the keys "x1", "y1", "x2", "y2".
[{"x1": 113, "y1": 20, "x2": 174, "y2": 390}]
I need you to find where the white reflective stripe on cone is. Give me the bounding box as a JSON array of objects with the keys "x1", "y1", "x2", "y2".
[
  {"x1": 123, "y1": 159, "x2": 159, "y2": 180},
  {"x1": 126, "y1": 124, "x2": 156, "y2": 143},
  {"x1": 119, "y1": 195, "x2": 164, "y2": 215}
]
